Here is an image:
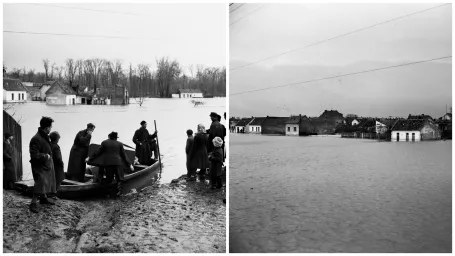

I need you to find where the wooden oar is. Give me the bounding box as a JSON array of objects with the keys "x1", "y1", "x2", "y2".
[{"x1": 154, "y1": 120, "x2": 162, "y2": 174}]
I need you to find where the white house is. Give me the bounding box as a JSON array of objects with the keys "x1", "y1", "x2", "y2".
[
  {"x1": 352, "y1": 119, "x2": 360, "y2": 126},
  {"x1": 285, "y1": 116, "x2": 301, "y2": 136},
  {"x1": 235, "y1": 118, "x2": 253, "y2": 133},
  {"x1": 178, "y1": 89, "x2": 203, "y2": 98},
  {"x1": 45, "y1": 81, "x2": 77, "y2": 105},
  {"x1": 391, "y1": 119, "x2": 441, "y2": 141},
  {"x1": 246, "y1": 117, "x2": 265, "y2": 134},
  {"x1": 3, "y1": 78, "x2": 27, "y2": 103}
]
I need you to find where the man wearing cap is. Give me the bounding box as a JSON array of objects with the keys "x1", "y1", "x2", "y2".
[
  {"x1": 87, "y1": 132, "x2": 134, "y2": 197},
  {"x1": 3, "y1": 132, "x2": 16, "y2": 190},
  {"x1": 132, "y1": 121, "x2": 157, "y2": 165},
  {"x1": 208, "y1": 112, "x2": 226, "y2": 154},
  {"x1": 67, "y1": 123, "x2": 96, "y2": 182}
]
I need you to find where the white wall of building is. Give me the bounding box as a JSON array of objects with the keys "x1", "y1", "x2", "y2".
[
  {"x1": 3, "y1": 90, "x2": 27, "y2": 103},
  {"x1": 352, "y1": 119, "x2": 360, "y2": 126},
  {"x1": 391, "y1": 130, "x2": 421, "y2": 142},
  {"x1": 171, "y1": 94, "x2": 180, "y2": 98},
  {"x1": 286, "y1": 124, "x2": 299, "y2": 136},
  {"x1": 246, "y1": 125, "x2": 261, "y2": 134},
  {"x1": 181, "y1": 92, "x2": 203, "y2": 98}
]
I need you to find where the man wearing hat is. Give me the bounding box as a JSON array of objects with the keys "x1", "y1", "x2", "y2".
[
  {"x1": 208, "y1": 112, "x2": 226, "y2": 154},
  {"x1": 132, "y1": 121, "x2": 157, "y2": 165},
  {"x1": 87, "y1": 132, "x2": 134, "y2": 197},
  {"x1": 3, "y1": 132, "x2": 16, "y2": 190},
  {"x1": 67, "y1": 123, "x2": 96, "y2": 182}
]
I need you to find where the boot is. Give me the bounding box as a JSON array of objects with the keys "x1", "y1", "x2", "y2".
[
  {"x1": 29, "y1": 203, "x2": 38, "y2": 213},
  {"x1": 40, "y1": 197, "x2": 55, "y2": 205}
]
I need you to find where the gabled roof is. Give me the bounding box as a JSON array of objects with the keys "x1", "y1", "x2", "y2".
[
  {"x1": 391, "y1": 119, "x2": 427, "y2": 131},
  {"x1": 45, "y1": 81, "x2": 77, "y2": 95},
  {"x1": 285, "y1": 116, "x2": 301, "y2": 124},
  {"x1": 235, "y1": 118, "x2": 253, "y2": 127},
  {"x1": 319, "y1": 110, "x2": 344, "y2": 119},
  {"x1": 261, "y1": 116, "x2": 289, "y2": 126},
  {"x1": 3, "y1": 78, "x2": 27, "y2": 91},
  {"x1": 24, "y1": 86, "x2": 40, "y2": 93},
  {"x1": 408, "y1": 114, "x2": 433, "y2": 121},
  {"x1": 249, "y1": 117, "x2": 266, "y2": 126},
  {"x1": 179, "y1": 89, "x2": 202, "y2": 94}
]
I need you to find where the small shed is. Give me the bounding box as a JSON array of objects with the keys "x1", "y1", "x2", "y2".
[
  {"x1": 178, "y1": 89, "x2": 203, "y2": 98},
  {"x1": 285, "y1": 115, "x2": 302, "y2": 136},
  {"x1": 45, "y1": 81, "x2": 77, "y2": 105}
]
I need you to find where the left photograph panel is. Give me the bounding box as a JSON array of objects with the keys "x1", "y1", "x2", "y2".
[{"x1": 3, "y1": 3, "x2": 226, "y2": 253}]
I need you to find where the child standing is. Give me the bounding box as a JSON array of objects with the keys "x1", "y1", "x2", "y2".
[
  {"x1": 209, "y1": 136, "x2": 224, "y2": 189},
  {"x1": 185, "y1": 129, "x2": 196, "y2": 181}
]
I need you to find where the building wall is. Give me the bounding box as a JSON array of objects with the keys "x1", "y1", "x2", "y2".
[
  {"x1": 47, "y1": 94, "x2": 76, "y2": 105},
  {"x1": 3, "y1": 90, "x2": 27, "y2": 103},
  {"x1": 391, "y1": 130, "x2": 421, "y2": 141},
  {"x1": 375, "y1": 121, "x2": 388, "y2": 134},
  {"x1": 181, "y1": 92, "x2": 203, "y2": 98},
  {"x1": 286, "y1": 124, "x2": 299, "y2": 136},
  {"x1": 235, "y1": 126, "x2": 245, "y2": 133},
  {"x1": 352, "y1": 120, "x2": 360, "y2": 126},
  {"x1": 421, "y1": 123, "x2": 441, "y2": 140},
  {"x1": 247, "y1": 125, "x2": 261, "y2": 134},
  {"x1": 40, "y1": 85, "x2": 51, "y2": 100}
]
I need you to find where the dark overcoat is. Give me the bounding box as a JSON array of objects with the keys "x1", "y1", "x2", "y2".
[
  {"x1": 209, "y1": 147, "x2": 224, "y2": 177},
  {"x1": 29, "y1": 128, "x2": 56, "y2": 196},
  {"x1": 189, "y1": 133, "x2": 209, "y2": 170},
  {"x1": 132, "y1": 127, "x2": 156, "y2": 165},
  {"x1": 51, "y1": 142, "x2": 65, "y2": 189},
  {"x1": 67, "y1": 129, "x2": 91, "y2": 181},
  {"x1": 88, "y1": 139, "x2": 131, "y2": 181},
  {"x1": 208, "y1": 120, "x2": 226, "y2": 153},
  {"x1": 186, "y1": 136, "x2": 195, "y2": 171},
  {"x1": 3, "y1": 140, "x2": 16, "y2": 189}
]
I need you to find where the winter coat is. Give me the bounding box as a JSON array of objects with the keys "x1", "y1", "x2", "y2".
[
  {"x1": 29, "y1": 128, "x2": 56, "y2": 196},
  {"x1": 189, "y1": 132, "x2": 209, "y2": 170},
  {"x1": 3, "y1": 140, "x2": 16, "y2": 189},
  {"x1": 209, "y1": 147, "x2": 223, "y2": 177},
  {"x1": 208, "y1": 120, "x2": 226, "y2": 153},
  {"x1": 67, "y1": 129, "x2": 92, "y2": 182},
  {"x1": 133, "y1": 127, "x2": 157, "y2": 165},
  {"x1": 51, "y1": 142, "x2": 65, "y2": 188},
  {"x1": 88, "y1": 139, "x2": 131, "y2": 167}
]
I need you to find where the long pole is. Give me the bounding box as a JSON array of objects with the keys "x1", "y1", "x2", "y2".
[{"x1": 154, "y1": 120, "x2": 162, "y2": 174}]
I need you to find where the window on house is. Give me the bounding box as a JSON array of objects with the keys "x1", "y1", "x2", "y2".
[
  {"x1": 294, "y1": 127, "x2": 297, "y2": 132},
  {"x1": 287, "y1": 127, "x2": 290, "y2": 132},
  {"x1": 11, "y1": 93, "x2": 14, "y2": 100}
]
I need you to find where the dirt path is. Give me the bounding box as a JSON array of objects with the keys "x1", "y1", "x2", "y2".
[{"x1": 3, "y1": 176, "x2": 226, "y2": 253}]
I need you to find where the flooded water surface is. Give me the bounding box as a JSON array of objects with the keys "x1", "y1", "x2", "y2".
[
  {"x1": 6, "y1": 98, "x2": 225, "y2": 186},
  {"x1": 230, "y1": 134, "x2": 451, "y2": 253}
]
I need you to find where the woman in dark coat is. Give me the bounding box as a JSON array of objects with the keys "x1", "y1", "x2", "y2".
[
  {"x1": 29, "y1": 117, "x2": 57, "y2": 213},
  {"x1": 3, "y1": 132, "x2": 16, "y2": 190},
  {"x1": 67, "y1": 123, "x2": 95, "y2": 182},
  {"x1": 209, "y1": 136, "x2": 224, "y2": 189},
  {"x1": 190, "y1": 124, "x2": 209, "y2": 175},
  {"x1": 49, "y1": 131, "x2": 64, "y2": 193}
]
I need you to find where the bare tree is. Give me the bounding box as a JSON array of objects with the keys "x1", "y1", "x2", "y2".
[
  {"x1": 155, "y1": 57, "x2": 181, "y2": 98},
  {"x1": 42, "y1": 59, "x2": 50, "y2": 81},
  {"x1": 65, "y1": 58, "x2": 76, "y2": 89},
  {"x1": 92, "y1": 58, "x2": 104, "y2": 93}
]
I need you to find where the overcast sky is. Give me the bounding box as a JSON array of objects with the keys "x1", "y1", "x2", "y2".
[
  {"x1": 4, "y1": 3, "x2": 226, "y2": 74},
  {"x1": 230, "y1": 3, "x2": 452, "y2": 118}
]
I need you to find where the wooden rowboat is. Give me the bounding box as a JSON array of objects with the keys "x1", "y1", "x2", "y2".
[{"x1": 15, "y1": 143, "x2": 161, "y2": 199}]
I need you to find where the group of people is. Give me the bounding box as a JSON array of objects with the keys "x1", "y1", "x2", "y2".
[
  {"x1": 4, "y1": 116, "x2": 159, "y2": 213},
  {"x1": 186, "y1": 112, "x2": 226, "y2": 190}
]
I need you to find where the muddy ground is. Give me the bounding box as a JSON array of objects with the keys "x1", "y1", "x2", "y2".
[{"x1": 3, "y1": 176, "x2": 226, "y2": 253}]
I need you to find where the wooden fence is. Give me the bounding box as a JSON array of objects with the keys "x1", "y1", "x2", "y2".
[{"x1": 3, "y1": 110, "x2": 23, "y2": 181}]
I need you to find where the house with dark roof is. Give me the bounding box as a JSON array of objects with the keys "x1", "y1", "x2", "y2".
[
  {"x1": 299, "y1": 116, "x2": 317, "y2": 135},
  {"x1": 261, "y1": 116, "x2": 289, "y2": 135},
  {"x1": 234, "y1": 118, "x2": 253, "y2": 133},
  {"x1": 391, "y1": 119, "x2": 441, "y2": 141},
  {"x1": 246, "y1": 117, "x2": 266, "y2": 134},
  {"x1": 3, "y1": 78, "x2": 27, "y2": 103},
  {"x1": 285, "y1": 115, "x2": 302, "y2": 136},
  {"x1": 375, "y1": 118, "x2": 399, "y2": 134},
  {"x1": 96, "y1": 84, "x2": 129, "y2": 105},
  {"x1": 312, "y1": 110, "x2": 344, "y2": 134},
  {"x1": 408, "y1": 114, "x2": 434, "y2": 122},
  {"x1": 45, "y1": 81, "x2": 77, "y2": 105},
  {"x1": 436, "y1": 113, "x2": 452, "y2": 139},
  {"x1": 24, "y1": 86, "x2": 41, "y2": 101},
  {"x1": 178, "y1": 89, "x2": 203, "y2": 98}
]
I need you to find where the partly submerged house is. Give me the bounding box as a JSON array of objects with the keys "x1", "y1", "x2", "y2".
[
  {"x1": 178, "y1": 89, "x2": 203, "y2": 98},
  {"x1": 285, "y1": 115, "x2": 302, "y2": 136},
  {"x1": 234, "y1": 118, "x2": 253, "y2": 133},
  {"x1": 312, "y1": 110, "x2": 344, "y2": 134},
  {"x1": 3, "y1": 78, "x2": 27, "y2": 103},
  {"x1": 246, "y1": 117, "x2": 266, "y2": 134},
  {"x1": 261, "y1": 116, "x2": 289, "y2": 135},
  {"x1": 390, "y1": 119, "x2": 441, "y2": 141},
  {"x1": 97, "y1": 84, "x2": 129, "y2": 105},
  {"x1": 45, "y1": 81, "x2": 77, "y2": 105}
]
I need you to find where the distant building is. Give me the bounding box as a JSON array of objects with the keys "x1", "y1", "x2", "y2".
[
  {"x1": 352, "y1": 119, "x2": 360, "y2": 126},
  {"x1": 261, "y1": 116, "x2": 289, "y2": 135},
  {"x1": 312, "y1": 110, "x2": 344, "y2": 134},
  {"x1": 178, "y1": 89, "x2": 203, "y2": 98},
  {"x1": 299, "y1": 116, "x2": 316, "y2": 135},
  {"x1": 24, "y1": 86, "x2": 41, "y2": 101},
  {"x1": 391, "y1": 119, "x2": 441, "y2": 141},
  {"x1": 234, "y1": 118, "x2": 253, "y2": 133},
  {"x1": 97, "y1": 84, "x2": 129, "y2": 105},
  {"x1": 436, "y1": 113, "x2": 452, "y2": 139},
  {"x1": 408, "y1": 114, "x2": 434, "y2": 122},
  {"x1": 3, "y1": 78, "x2": 27, "y2": 103},
  {"x1": 285, "y1": 115, "x2": 302, "y2": 136},
  {"x1": 40, "y1": 82, "x2": 53, "y2": 101},
  {"x1": 45, "y1": 81, "x2": 77, "y2": 105},
  {"x1": 246, "y1": 117, "x2": 266, "y2": 134}
]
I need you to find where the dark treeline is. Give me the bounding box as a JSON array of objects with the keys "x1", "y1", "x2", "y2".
[{"x1": 3, "y1": 57, "x2": 226, "y2": 98}]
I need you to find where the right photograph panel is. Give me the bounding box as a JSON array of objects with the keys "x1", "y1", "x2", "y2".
[{"x1": 229, "y1": 3, "x2": 452, "y2": 253}]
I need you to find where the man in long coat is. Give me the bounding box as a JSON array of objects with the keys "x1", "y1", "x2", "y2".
[
  {"x1": 87, "y1": 132, "x2": 133, "y2": 197},
  {"x1": 29, "y1": 116, "x2": 57, "y2": 213},
  {"x1": 3, "y1": 132, "x2": 16, "y2": 190},
  {"x1": 132, "y1": 121, "x2": 157, "y2": 165},
  {"x1": 67, "y1": 123, "x2": 95, "y2": 181}
]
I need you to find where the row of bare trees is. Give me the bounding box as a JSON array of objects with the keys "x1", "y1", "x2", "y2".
[{"x1": 4, "y1": 57, "x2": 226, "y2": 98}]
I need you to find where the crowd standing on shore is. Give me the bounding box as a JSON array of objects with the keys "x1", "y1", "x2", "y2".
[{"x1": 186, "y1": 112, "x2": 226, "y2": 190}]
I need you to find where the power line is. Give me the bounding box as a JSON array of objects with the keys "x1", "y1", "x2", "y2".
[
  {"x1": 230, "y1": 4, "x2": 265, "y2": 26},
  {"x1": 28, "y1": 3, "x2": 147, "y2": 17},
  {"x1": 230, "y1": 55, "x2": 452, "y2": 96},
  {"x1": 230, "y1": 3, "x2": 450, "y2": 71},
  {"x1": 3, "y1": 30, "x2": 151, "y2": 40},
  {"x1": 229, "y1": 3, "x2": 245, "y2": 13}
]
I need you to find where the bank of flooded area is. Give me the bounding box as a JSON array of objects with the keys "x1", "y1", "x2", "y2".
[{"x1": 4, "y1": 176, "x2": 226, "y2": 253}]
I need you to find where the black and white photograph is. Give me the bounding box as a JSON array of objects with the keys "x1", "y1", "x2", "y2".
[
  {"x1": 229, "y1": 3, "x2": 451, "y2": 253},
  {"x1": 3, "y1": 3, "x2": 226, "y2": 253}
]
